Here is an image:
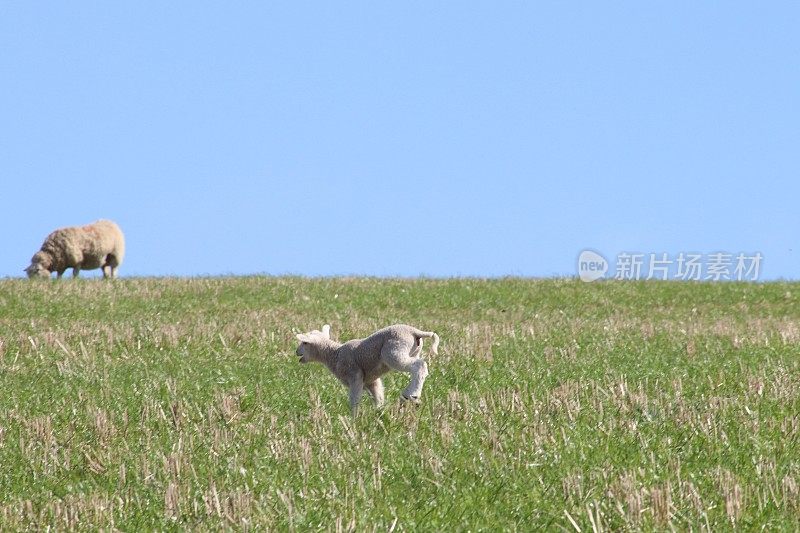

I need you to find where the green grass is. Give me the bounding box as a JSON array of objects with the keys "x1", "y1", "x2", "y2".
[{"x1": 0, "y1": 277, "x2": 798, "y2": 530}]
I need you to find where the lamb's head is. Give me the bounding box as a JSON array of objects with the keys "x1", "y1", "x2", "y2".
[
  {"x1": 25, "y1": 252, "x2": 51, "y2": 279},
  {"x1": 295, "y1": 324, "x2": 331, "y2": 363}
]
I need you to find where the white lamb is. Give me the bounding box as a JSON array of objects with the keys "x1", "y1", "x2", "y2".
[
  {"x1": 25, "y1": 220, "x2": 125, "y2": 279},
  {"x1": 295, "y1": 324, "x2": 440, "y2": 413}
]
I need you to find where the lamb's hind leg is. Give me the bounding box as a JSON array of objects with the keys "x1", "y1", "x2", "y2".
[
  {"x1": 401, "y1": 359, "x2": 428, "y2": 401},
  {"x1": 382, "y1": 342, "x2": 429, "y2": 402}
]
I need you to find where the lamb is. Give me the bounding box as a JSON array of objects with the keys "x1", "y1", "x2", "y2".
[
  {"x1": 25, "y1": 220, "x2": 125, "y2": 279},
  {"x1": 295, "y1": 324, "x2": 440, "y2": 414}
]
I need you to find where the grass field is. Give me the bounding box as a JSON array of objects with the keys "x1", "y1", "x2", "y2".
[{"x1": 0, "y1": 277, "x2": 798, "y2": 530}]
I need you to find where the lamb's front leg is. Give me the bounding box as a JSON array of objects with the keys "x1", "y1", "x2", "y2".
[
  {"x1": 366, "y1": 379, "x2": 385, "y2": 407},
  {"x1": 348, "y1": 372, "x2": 364, "y2": 415}
]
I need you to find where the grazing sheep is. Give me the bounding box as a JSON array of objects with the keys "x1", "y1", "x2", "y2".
[
  {"x1": 295, "y1": 324, "x2": 440, "y2": 414},
  {"x1": 25, "y1": 220, "x2": 125, "y2": 279}
]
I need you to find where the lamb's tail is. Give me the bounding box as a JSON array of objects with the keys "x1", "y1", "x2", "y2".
[{"x1": 413, "y1": 329, "x2": 440, "y2": 356}]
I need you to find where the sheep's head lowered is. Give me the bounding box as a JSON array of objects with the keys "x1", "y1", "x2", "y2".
[
  {"x1": 25, "y1": 253, "x2": 52, "y2": 278},
  {"x1": 295, "y1": 324, "x2": 331, "y2": 363}
]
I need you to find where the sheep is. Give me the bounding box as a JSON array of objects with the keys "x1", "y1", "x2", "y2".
[
  {"x1": 25, "y1": 220, "x2": 125, "y2": 279},
  {"x1": 295, "y1": 324, "x2": 440, "y2": 414}
]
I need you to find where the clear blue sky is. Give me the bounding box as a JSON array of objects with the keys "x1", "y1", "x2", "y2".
[{"x1": 1, "y1": 3, "x2": 797, "y2": 279}]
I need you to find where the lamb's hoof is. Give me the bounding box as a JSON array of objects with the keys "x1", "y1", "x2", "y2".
[{"x1": 401, "y1": 394, "x2": 421, "y2": 405}]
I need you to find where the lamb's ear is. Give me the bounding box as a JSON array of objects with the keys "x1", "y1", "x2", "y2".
[{"x1": 321, "y1": 324, "x2": 330, "y2": 339}]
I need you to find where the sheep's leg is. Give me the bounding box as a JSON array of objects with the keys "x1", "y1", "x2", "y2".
[
  {"x1": 348, "y1": 372, "x2": 364, "y2": 415},
  {"x1": 382, "y1": 343, "x2": 429, "y2": 401},
  {"x1": 72, "y1": 267, "x2": 80, "y2": 278},
  {"x1": 104, "y1": 255, "x2": 119, "y2": 279},
  {"x1": 365, "y1": 379, "x2": 385, "y2": 407},
  {"x1": 57, "y1": 270, "x2": 65, "y2": 279},
  {"x1": 401, "y1": 359, "x2": 428, "y2": 401}
]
